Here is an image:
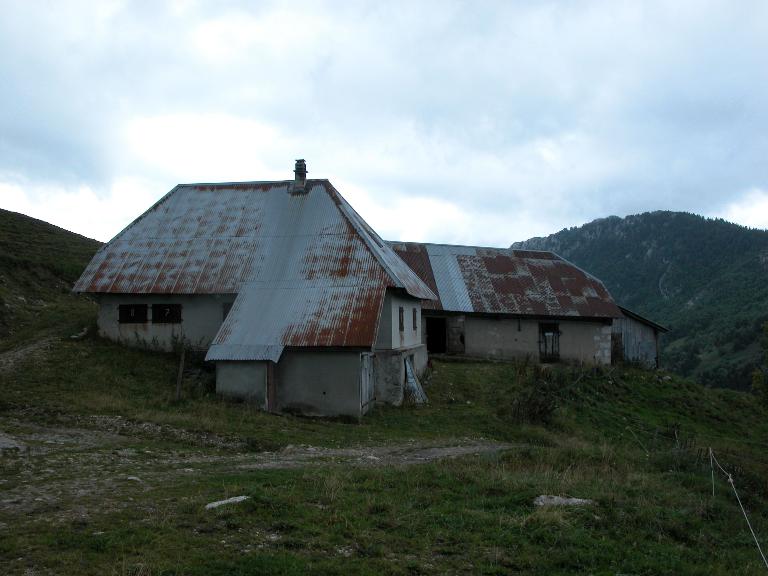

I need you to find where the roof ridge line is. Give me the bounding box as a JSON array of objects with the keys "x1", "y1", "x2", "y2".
[{"x1": 322, "y1": 182, "x2": 437, "y2": 300}]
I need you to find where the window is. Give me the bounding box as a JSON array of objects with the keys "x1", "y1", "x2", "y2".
[
  {"x1": 538, "y1": 322, "x2": 560, "y2": 362},
  {"x1": 152, "y1": 304, "x2": 182, "y2": 324},
  {"x1": 398, "y1": 306, "x2": 404, "y2": 332},
  {"x1": 412, "y1": 308, "x2": 418, "y2": 331},
  {"x1": 118, "y1": 304, "x2": 148, "y2": 324}
]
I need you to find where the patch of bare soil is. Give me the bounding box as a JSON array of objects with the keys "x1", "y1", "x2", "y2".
[
  {"x1": 0, "y1": 413, "x2": 513, "y2": 524},
  {"x1": 0, "y1": 337, "x2": 57, "y2": 372},
  {"x1": 236, "y1": 442, "x2": 513, "y2": 470},
  {"x1": 8, "y1": 408, "x2": 246, "y2": 450}
]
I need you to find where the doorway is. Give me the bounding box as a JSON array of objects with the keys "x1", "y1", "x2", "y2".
[{"x1": 425, "y1": 317, "x2": 447, "y2": 353}]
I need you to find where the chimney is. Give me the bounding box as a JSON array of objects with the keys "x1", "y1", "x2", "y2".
[{"x1": 292, "y1": 159, "x2": 307, "y2": 192}]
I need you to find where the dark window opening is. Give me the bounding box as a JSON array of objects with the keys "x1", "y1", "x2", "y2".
[
  {"x1": 539, "y1": 322, "x2": 560, "y2": 362},
  {"x1": 222, "y1": 302, "x2": 233, "y2": 321},
  {"x1": 398, "y1": 306, "x2": 404, "y2": 332},
  {"x1": 152, "y1": 304, "x2": 182, "y2": 324},
  {"x1": 118, "y1": 304, "x2": 148, "y2": 324},
  {"x1": 412, "y1": 308, "x2": 418, "y2": 331},
  {"x1": 425, "y1": 317, "x2": 447, "y2": 353}
]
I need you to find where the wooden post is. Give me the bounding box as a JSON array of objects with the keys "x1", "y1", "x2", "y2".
[{"x1": 175, "y1": 348, "x2": 186, "y2": 401}]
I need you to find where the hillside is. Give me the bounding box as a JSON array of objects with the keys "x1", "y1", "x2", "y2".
[
  {"x1": 0, "y1": 208, "x2": 101, "y2": 347},
  {"x1": 513, "y1": 211, "x2": 768, "y2": 389},
  {"x1": 2, "y1": 209, "x2": 768, "y2": 573}
]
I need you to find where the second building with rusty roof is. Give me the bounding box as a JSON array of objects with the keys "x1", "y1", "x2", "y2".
[{"x1": 389, "y1": 241, "x2": 622, "y2": 364}]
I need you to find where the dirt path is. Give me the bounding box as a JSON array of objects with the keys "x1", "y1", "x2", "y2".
[{"x1": 0, "y1": 414, "x2": 514, "y2": 524}]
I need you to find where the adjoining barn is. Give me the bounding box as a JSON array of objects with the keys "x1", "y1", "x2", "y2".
[
  {"x1": 74, "y1": 161, "x2": 436, "y2": 418},
  {"x1": 612, "y1": 306, "x2": 668, "y2": 368},
  {"x1": 388, "y1": 242, "x2": 623, "y2": 365}
]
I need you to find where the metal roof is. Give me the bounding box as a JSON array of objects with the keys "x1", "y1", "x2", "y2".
[
  {"x1": 74, "y1": 179, "x2": 436, "y2": 361},
  {"x1": 618, "y1": 306, "x2": 669, "y2": 333},
  {"x1": 388, "y1": 242, "x2": 621, "y2": 319}
]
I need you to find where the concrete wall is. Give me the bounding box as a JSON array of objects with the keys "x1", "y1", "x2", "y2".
[
  {"x1": 216, "y1": 362, "x2": 267, "y2": 407},
  {"x1": 275, "y1": 350, "x2": 363, "y2": 418},
  {"x1": 96, "y1": 294, "x2": 235, "y2": 351},
  {"x1": 447, "y1": 316, "x2": 466, "y2": 353},
  {"x1": 612, "y1": 316, "x2": 659, "y2": 368},
  {"x1": 373, "y1": 344, "x2": 428, "y2": 406},
  {"x1": 460, "y1": 315, "x2": 612, "y2": 365},
  {"x1": 375, "y1": 290, "x2": 422, "y2": 350}
]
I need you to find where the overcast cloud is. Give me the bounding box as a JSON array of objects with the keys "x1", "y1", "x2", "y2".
[{"x1": 1, "y1": 0, "x2": 767, "y2": 244}]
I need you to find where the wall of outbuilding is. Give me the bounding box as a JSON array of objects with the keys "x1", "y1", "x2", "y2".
[
  {"x1": 612, "y1": 316, "x2": 659, "y2": 368},
  {"x1": 375, "y1": 290, "x2": 422, "y2": 350},
  {"x1": 96, "y1": 294, "x2": 235, "y2": 351},
  {"x1": 274, "y1": 350, "x2": 362, "y2": 418},
  {"x1": 372, "y1": 289, "x2": 428, "y2": 406},
  {"x1": 216, "y1": 362, "x2": 267, "y2": 407},
  {"x1": 448, "y1": 315, "x2": 612, "y2": 365}
]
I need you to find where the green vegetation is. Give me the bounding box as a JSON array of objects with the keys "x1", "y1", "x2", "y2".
[
  {"x1": 3, "y1": 342, "x2": 768, "y2": 575},
  {"x1": 3, "y1": 208, "x2": 768, "y2": 574},
  {"x1": 515, "y1": 210, "x2": 768, "y2": 389},
  {"x1": 0, "y1": 208, "x2": 101, "y2": 349}
]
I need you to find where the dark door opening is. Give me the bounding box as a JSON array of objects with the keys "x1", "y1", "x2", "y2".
[
  {"x1": 426, "y1": 317, "x2": 447, "y2": 353},
  {"x1": 538, "y1": 322, "x2": 560, "y2": 362}
]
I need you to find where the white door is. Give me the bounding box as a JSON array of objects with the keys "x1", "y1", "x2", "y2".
[{"x1": 360, "y1": 353, "x2": 375, "y2": 413}]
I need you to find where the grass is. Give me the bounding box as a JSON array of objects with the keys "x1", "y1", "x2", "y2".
[
  {"x1": 3, "y1": 332, "x2": 768, "y2": 574},
  {"x1": 0, "y1": 208, "x2": 101, "y2": 350},
  {"x1": 2, "y1": 209, "x2": 768, "y2": 573}
]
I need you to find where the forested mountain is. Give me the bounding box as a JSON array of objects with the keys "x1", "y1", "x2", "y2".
[{"x1": 513, "y1": 211, "x2": 768, "y2": 389}]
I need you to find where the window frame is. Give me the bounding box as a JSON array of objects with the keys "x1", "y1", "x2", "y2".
[
  {"x1": 118, "y1": 304, "x2": 148, "y2": 324},
  {"x1": 538, "y1": 322, "x2": 561, "y2": 362},
  {"x1": 151, "y1": 303, "x2": 183, "y2": 324},
  {"x1": 398, "y1": 306, "x2": 404, "y2": 332}
]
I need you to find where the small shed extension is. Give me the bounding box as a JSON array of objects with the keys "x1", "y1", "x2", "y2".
[{"x1": 612, "y1": 306, "x2": 669, "y2": 368}]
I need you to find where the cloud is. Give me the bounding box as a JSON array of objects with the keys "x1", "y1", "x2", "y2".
[
  {"x1": 0, "y1": 0, "x2": 767, "y2": 245},
  {"x1": 717, "y1": 188, "x2": 768, "y2": 230},
  {"x1": 0, "y1": 174, "x2": 164, "y2": 242}
]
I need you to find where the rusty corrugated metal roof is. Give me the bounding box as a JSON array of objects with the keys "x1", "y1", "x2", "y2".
[
  {"x1": 388, "y1": 242, "x2": 621, "y2": 319},
  {"x1": 74, "y1": 179, "x2": 436, "y2": 361}
]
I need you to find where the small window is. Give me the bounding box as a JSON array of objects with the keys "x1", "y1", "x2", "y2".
[
  {"x1": 412, "y1": 308, "x2": 418, "y2": 331},
  {"x1": 539, "y1": 322, "x2": 560, "y2": 362},
  {"x1": 222, "y1": 302, "x2": 233, "y2": 321},
  {"x1": 152, "y1": 304, "x2": 182, "y2": 324},
  {"x1": 118, "y1": 304, "x2": 148, "y2": 324},
  {"x1": 398, "y1": 306, "x2": 404, "y2": 332}
]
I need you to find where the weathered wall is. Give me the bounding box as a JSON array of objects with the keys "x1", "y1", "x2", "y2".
[
  {"x1": 215, "y1": 362, "x2": 267, "y2": 406},
  {"x1": 96, "y1": 294, "x2": 235, "y2": 351},
  {"x1": 373, "y1": 344, "x2": 428, "y2": 406},
  {"x1": 463, "y1": 316, "x2": 612, "y2": 365},
  {"x1": 446, "y1": 316, "x2": 466, "y2": 353},
  {"x1": 375, "y1": 290, "x2": 422, "y2": 350},
  {"x1": 612, "y1": 316, "x2": 659, "y2": 368},
  {"x1": 275, "y1": 351, "x2": 362, "y2": 418}
]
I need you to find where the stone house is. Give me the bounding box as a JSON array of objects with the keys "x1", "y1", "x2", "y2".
[{"x1": 74, "y1": 161, "x2": 436, "y2": 418}]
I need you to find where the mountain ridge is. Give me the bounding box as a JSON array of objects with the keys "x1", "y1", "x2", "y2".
[{"x1": 513, "y1": 210, "x2": 768, "y2": 389}]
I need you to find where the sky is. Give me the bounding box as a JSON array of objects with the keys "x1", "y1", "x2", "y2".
[{"x1": 1, "y1": 0, "x2": 767, "y2": 246}]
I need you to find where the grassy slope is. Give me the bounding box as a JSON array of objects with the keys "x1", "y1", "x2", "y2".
[
  {"x1": 2, "y1": 211, "x2": 768, "y2": 573},
  {"x1": 0, "y1": 208, "x2": 101, "y2": 349},
  {"x1": 3, "y1": 338, "x2": 768, "y2": 574}
]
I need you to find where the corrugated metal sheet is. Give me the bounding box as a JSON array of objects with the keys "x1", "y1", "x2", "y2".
[
  {"x1": 388, "y1": 242, "x2": 621, "y2": 319},
  {"x1": 74, "y1": 179, "x2": 437, "y2": 361}
]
